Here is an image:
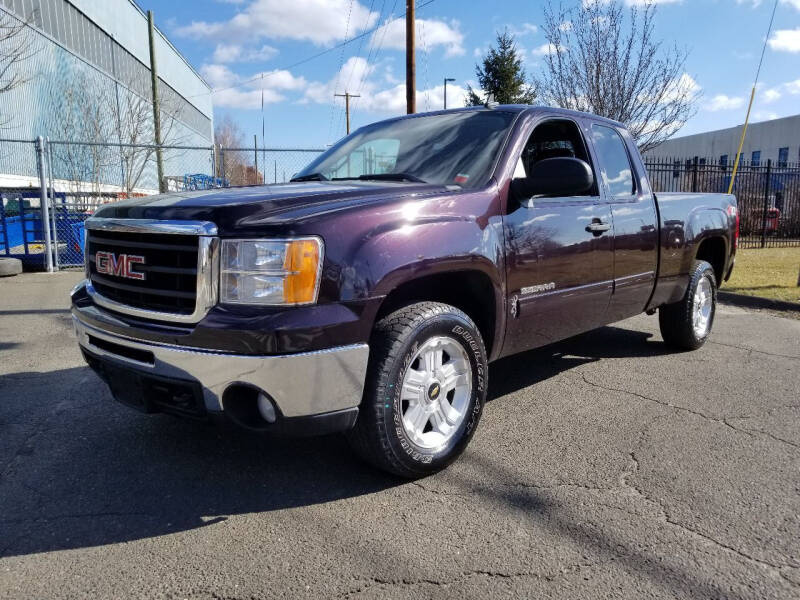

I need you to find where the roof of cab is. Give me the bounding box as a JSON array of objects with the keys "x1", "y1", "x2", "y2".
[{"x1": 383, "y1": 104, "x2": 626, "y2": 129}]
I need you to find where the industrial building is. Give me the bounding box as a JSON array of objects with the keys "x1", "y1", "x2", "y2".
[
  {"x1": 645, "y1": 114, "x2": 800, "y2": 167},
  {"x1": 0, "y1": 0, "x2": 214, "y2": 192}
]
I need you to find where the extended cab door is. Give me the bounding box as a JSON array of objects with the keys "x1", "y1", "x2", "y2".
[
  {"x1": 587, "y1": 124, "x2": 659, "y2": 322},
  {"x1": 501, "y1": 116, "x2": 614, "y2": 356}
]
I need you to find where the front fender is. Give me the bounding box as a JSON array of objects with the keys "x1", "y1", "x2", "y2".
[{"x1": 332, "y1": 188, "x2": 507, "y2": 356}]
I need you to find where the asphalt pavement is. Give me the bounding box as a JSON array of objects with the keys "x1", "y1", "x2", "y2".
[{"x1": 1, "y1": 272, "x2": 798, "y2": 599}]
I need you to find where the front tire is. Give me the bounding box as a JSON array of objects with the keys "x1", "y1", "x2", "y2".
[
  {"x1": 347, "y1": 302, "x2": 488, "y2": 478},
  {"x1": 659, "y1": 260, "x2": 717, "y2": 350}
]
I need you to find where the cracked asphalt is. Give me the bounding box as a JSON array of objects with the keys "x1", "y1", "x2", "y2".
[{"x1": 1, "y1": 272, "x2": 798, "y2": 599}]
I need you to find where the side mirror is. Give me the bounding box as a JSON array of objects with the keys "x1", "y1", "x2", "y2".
[{"x1": 511, "y1": 157, "x2": 594, "y2": 203}]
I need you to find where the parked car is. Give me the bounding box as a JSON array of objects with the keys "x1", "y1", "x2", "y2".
[{"x1": 71, "y1": 106, "x2": 738, "y2": 477}]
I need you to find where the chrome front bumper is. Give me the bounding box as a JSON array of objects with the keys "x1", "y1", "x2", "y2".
[{"x1": 73, "y1": 315, "x2": 370, "y2": 418}]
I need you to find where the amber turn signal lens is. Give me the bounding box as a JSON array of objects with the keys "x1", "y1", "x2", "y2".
[{"x1": 283, "y1": 239, "x2": 322, "y2": 304}]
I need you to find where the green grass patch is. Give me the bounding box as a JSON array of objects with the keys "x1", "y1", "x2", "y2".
[{"x1": 723, "y1": 247, "x2": 800, "y2": 303}]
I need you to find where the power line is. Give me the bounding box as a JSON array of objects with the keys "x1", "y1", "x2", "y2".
[
  {"x1": 352, "y1": 0, "x2": 399, "y2": 112},
  {"x1": 328, "y1": 0, "x2": 355, "y2": 145},
  {"x1": 727, "y1": 0, "x2": 779, "y2": 194},
  {"x1": 190, "y1": 0, "x2": 437, "y2": 99}
]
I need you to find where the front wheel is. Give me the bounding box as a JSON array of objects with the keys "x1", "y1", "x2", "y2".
[
  {"x1": 659, "y1": 260, "x2": 717, "y2": 350},
  {"x1": 347, "y1": 302, "x2": 488, "y2": 478}
]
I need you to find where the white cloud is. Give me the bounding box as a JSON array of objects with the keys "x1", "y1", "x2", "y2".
[
  {"x1": 753, "y1": 111, "x2": 779, "y2": 122},
  {"x1": 202, "y1": 64, "x2": 307, "y2": 109},
  {"x1": 508, "y1": 23, "x2": 539, "y2": 36},
  {"x1": 583, "y1": 0, "x2": 682, "y2": 5},
  {"x1": 785, "y1": 78, "x2": 800, "y2": 94},
  {"x1": 769, "y1": 28, "x2": 800, "y2": 52},
  {"x1": 302, "y1": 56, "x2": 468, "y2": 114},
  {"x1": 761, "y1": 87, "x2": 782, "y2": 103},
  {"x1": 532, "y1": 43, "x2": 565, "y2": 56},
  {"x1": 370, "y1": 18, "x2": 465, "y2": 58},
  {"x1": 177, "y1": 0, "x2": 378, "y2": 45},
  {"x1": 664, "y1": 73, "x2": 701, "y2": 102},
  {"x1": 212, "y1": 43, "x2": 278, "y2": 63},
  {"x1": 370, "y1": 83, "x2": 470, "y2": 113},
  {"x1": 303, "y1": 56, "x2": 375, "y2": 105},
  {"x1": 707, "y1": 94, "x2": 745, "y2": 111},
  {"x1": 737, "y1": 0, "x2": 800, "y2": 9}
]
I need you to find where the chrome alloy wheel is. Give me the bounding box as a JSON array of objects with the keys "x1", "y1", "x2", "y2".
[
  {"x1": 692, "y1": 276, "x2": 713, "y2": 338},
  {"x1": 399, "y1": 336, "x2": 472, "y2": 449}
]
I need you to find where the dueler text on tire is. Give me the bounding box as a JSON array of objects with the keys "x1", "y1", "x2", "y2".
[
  {"x1": 659, "y1": 260, "x2": 717, "y2": 351},
  {"x1": 347, "y1": 302, "x2": 488, "y2": 478}
]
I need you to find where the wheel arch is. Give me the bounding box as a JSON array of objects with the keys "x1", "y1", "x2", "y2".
[
  {"x1": 695, "y1": 235, "x2": 728, "y2": 285},
  {"x1": 373, "y1": 269, "x2": 503, "y2": 360}
]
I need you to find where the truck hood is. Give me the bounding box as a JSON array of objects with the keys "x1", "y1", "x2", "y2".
[{"x1": 93, "y1": 181, "x2": 450, "y2": 235}]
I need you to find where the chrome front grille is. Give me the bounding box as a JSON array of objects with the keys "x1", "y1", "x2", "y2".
[{"x1": 84, "y1": 219, "x2": 219, "y2": 323}]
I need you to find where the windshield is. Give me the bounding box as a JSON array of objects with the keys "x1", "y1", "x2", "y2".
[{"x1": 295, "y1": 110, "x2": 518, "y2": 188}]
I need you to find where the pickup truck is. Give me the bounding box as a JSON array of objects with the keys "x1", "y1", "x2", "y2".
[{"x1": 71, "y1": 106, "x2": 738, "y2": 477}]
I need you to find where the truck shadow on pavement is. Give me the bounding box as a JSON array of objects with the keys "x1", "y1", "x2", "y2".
[{"x1": 1, "y1": 325, "x2": 668, "y2": 560}]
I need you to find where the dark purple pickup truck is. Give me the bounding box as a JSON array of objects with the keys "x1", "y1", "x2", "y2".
[{"x1": 71, "y1": 106, "x2": 738, "y2": 476}]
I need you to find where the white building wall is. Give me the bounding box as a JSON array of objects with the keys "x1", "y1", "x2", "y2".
[
  {"x1": 70, "y1": 0, "x2": 213, "y2": 119},
  {"x1": 645, "y1": 115, "x2": 800, "y2": 165}
]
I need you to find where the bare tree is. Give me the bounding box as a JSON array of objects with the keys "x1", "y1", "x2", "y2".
[
  {"x1": 47, "y1": 70, "x2": 117, "y2": 200},
  {"x1": 214, "y1": 116, "x2": 260, "y2": 186},
  {"x1": 0, "y1": 10, "x2": 37, "y2": 129},
  {"x1": 112, "y1": 76, "x2": 188, "y2": 195},
  {"x1": 537, "y1": 0, "x2": 700, "y2": 151}
]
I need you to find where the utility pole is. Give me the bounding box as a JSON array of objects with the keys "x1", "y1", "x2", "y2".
[
  {"x1": 334, "y1": 92, "x2": 360, "y2": 135},
  {"x1": 443, "y1": 77, "x2": 455, "y2": 109},
  {"x1": 406, "y1": 0, "x2": 415, "y2": 114},
  {"x1": 147, "y1": 11, "x2": 166, "y2": 193}
]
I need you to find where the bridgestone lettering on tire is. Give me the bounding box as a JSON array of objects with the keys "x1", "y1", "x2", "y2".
[
  {"x1": 347, "y1": 302, "x2": 488, "y2": 478},
  {"x1": 659, "y1": 260, "x2": 717, "y2": 351}
]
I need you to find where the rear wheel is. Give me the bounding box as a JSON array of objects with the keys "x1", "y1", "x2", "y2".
[
  {"x1": 659, "y1": 260, "x2": 717, "y2": 350},
  {"x1": 347, "y1": 302, "x2": 487, "y2": 478}
]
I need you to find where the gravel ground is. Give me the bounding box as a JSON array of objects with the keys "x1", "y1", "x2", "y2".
[{"x1": 1, "y1": 272, "x2": 798, "y2": 599}]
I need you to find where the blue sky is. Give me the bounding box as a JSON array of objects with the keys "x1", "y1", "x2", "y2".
[{"x1": 147, "y1": 0, "x2": 800, "y2": 148}]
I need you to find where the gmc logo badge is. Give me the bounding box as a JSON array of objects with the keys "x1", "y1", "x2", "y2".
[{"x1": 95, "y1": 251, "x2": 146, "y2": 281}]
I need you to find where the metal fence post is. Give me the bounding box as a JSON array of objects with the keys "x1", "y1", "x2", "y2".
[
  {"x1": 35, "y1": 137, "x2": 54, "y2": 273},
  {"x1": 761, "y1": 158, "x2": 772, "y2": 249},
  {"x1": 46, "y1": 138, "x2": 60, "y2": 270},
  {"x1": 692, "y1": 156, "x2": 699, "y2": 192}
]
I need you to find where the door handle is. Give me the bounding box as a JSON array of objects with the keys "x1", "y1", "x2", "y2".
[{"x1": 585, "y1": 220, "x2": 611, "y2": 235}]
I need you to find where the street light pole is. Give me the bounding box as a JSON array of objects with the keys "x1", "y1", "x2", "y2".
[{"x1": 443, "y1": 77, "x2": 455, "y2": 109}]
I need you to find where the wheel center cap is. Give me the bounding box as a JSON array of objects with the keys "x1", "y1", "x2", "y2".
[{"x1": 427, "y1": 381, "x2": 442, "y2": 402}]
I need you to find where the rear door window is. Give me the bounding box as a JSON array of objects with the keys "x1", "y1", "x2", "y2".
[{"x1": 591, "y1": 125, "x2": 636, "y2": 199}]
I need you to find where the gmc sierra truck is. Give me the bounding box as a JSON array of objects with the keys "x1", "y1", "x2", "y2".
[{"x1": 71, "y1": 106, "x2": 738, "y2": 477}]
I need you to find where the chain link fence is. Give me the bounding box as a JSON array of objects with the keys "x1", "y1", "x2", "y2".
[
  {"x1": 0, "y1": 138, "x2": 323, "y2": 270},
  {"x1": 217, "y1": 147, "x2": 324, "y2": 186}
]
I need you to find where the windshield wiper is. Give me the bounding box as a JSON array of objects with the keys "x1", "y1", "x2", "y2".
[
  {"x1": 290, "y1": 172, "x2": 329, "y2": 182},
  {"x1": 357, "y1": 173, "x2": 427, "y2": 183},
  {"x1": 333, "y1": 173, "x2": 427, "y2": 183}
]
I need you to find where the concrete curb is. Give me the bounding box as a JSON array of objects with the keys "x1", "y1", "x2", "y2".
[{"x1": 718, "y1": 290, "x2": 800, "y2": 313}]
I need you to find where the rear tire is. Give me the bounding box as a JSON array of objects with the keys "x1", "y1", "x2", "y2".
[
  {"x1": 347, "y1": 302, "x2": 487, "y2": 478},
  {"x1": 659, "y1": 260, "x2": 717, "y2": 351}
]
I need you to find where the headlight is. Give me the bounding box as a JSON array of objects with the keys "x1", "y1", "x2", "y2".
[{"x1": 220, "y1": 237, "x2": 323, "y2": 305}]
